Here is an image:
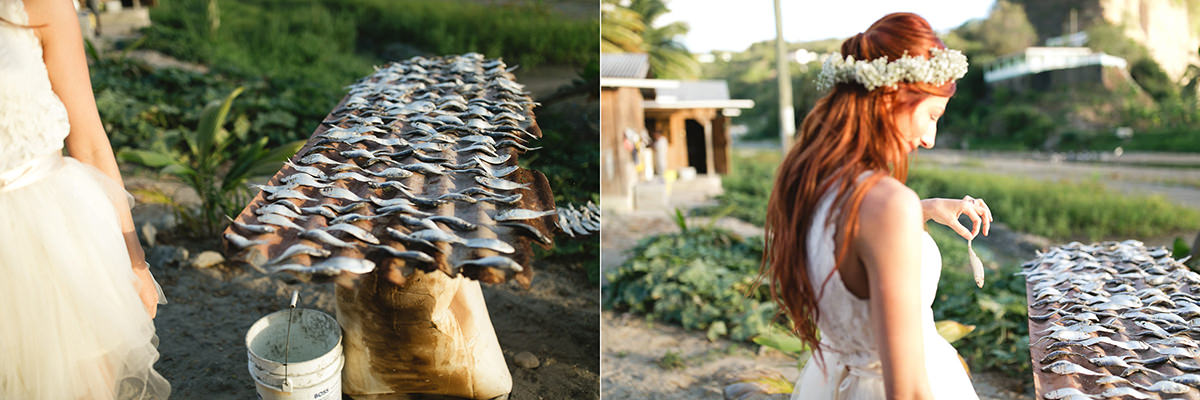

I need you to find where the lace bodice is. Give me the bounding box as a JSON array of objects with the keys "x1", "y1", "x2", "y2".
[
  {"x1": 0, "y1": 0, "x2": 71, "y2": 172},
  {"x1": 806, "y1": 173, "x2": 943, "y2": 371}
]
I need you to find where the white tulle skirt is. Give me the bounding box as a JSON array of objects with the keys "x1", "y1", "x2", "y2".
[{"x1": 0, "y1": 153, "x2": 171, "y2": 399}]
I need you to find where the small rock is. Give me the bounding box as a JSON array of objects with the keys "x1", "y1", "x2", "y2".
[
  {"x1": 147, "y1": 245, "x2": 188, "y2": 268},
  {"x1": 513, "y1": 351, "x2": 539, "y2": 369},
  {"x1": 191, "y1": 250, "x2": 225, "y2": 269},
  {"x1": 140, "y1": 222, "x2": 157, "y2": 248}
]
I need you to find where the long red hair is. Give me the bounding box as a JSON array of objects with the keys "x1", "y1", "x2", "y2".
[{"x1": 760, "y1": 12, "x2": 957, "y2": 369}]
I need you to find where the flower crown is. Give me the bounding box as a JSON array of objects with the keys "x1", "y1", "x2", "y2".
[{"x1": 815, "y1": 47, "x2": 969, "y2": 91}]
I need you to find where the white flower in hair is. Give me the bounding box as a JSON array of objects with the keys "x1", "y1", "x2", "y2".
[{"x1": 815, "y1": 47, "x2": 968, "y2": 91}]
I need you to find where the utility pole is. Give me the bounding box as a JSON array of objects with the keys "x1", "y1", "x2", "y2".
[{"x1": 774, "y1": 0, "x2": 796, "y2": 152}]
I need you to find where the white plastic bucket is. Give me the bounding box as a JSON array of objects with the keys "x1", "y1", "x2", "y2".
[{"x1": 246, "y1": 308, "x2": 344, "y2": 400}]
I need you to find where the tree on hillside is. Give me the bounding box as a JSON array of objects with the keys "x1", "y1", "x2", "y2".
[
  {"x1": 627, "y1": 0, "x2": 700, "y2": 79},
  {"x1": 601, "y1": 0, "x2": 645, "y2": 53},
  {"x1": 945, "y1": 0, "x2": 1038, "y2": 66}
]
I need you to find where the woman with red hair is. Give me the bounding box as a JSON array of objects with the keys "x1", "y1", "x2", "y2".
[{"x1": 762, "y1": 12, "x2": 991, "y2": 399}]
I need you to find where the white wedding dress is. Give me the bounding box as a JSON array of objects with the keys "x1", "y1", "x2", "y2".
[
  {"x1": 0, "y1": 0, "x2": 170, "y2": 398},
  {"x1": 792, "y1": 173, "x2": 978, "y2": 399}
]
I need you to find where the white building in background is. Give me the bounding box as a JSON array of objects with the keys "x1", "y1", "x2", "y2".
[{"x1": 983, "y1": 47, "x2": 1129, "y2": 92}]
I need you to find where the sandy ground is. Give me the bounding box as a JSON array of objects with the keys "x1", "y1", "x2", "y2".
[
  {"x1": 148, "y1": 244, "x2": 598, "y2": 399},
  {"x1": 125, "y1": 175, "x2": 599, "y2": 399}
]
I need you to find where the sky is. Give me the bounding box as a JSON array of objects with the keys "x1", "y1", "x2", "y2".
[{"x1": 658, "y1": 0, "x2": 997, "y2": 53}]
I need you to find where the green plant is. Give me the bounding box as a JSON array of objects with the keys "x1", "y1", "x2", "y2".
[
  {"x1": 119, "y1": 87, "x2": 303, "y2": 236},
  {"x1": 604, "y1": 227, "x2": 776, "y2": 342},
  {"x1": 657, "y1": 350, "x2": 685, "y2": 370}
]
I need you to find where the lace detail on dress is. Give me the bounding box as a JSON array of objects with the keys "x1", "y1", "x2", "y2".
[{"x1": 0, "y1": 0, "x2": 72, "y2": 171}]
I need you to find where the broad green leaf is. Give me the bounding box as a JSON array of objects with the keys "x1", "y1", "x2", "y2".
[
  {"x1": 935, "y1": 320, "x2": 976, "y2": 344},
  {"x1": 246, "y1": 140, "x2": 304, "y2": 176},
  {"x1": 705, "y1": 321, "x2": 727, "y2": 341},
  {"x1": 162, "y1": 163, "x2": 197, "y2": 178},
  {"x1": 752, "y1": 327, "x2": 810, "y2": 357},
  {"x1": 194, "y1": 86, "x2": 245, "y2": 161},
  {"x1": 117, "y1": 148, "x2": 176, "y2": 168}
]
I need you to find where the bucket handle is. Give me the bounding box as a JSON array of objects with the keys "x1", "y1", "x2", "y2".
[{"x1": 282, "y1": 290, "x2": 299, "y2": 392}]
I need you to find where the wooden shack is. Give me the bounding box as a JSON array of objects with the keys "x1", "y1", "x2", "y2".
[{"x1": 599, "y1": 53, "x2": 753, "y2": 210}]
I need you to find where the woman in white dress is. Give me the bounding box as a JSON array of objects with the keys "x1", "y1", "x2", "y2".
[
  {"x1": 0, "y1": 0, "x2": 169, "y2": 398},
  {"x1": 761, "y1": 13, "x2": 994, "y2": 399}
]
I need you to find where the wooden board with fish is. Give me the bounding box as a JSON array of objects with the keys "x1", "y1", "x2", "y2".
[{"x1": 1023, "y1": 240, "x2": 1200, "y2": 399}]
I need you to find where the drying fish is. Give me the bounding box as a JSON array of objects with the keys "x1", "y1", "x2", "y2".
[
  {"x1": 326, "y1": 223, "x2": 381, "y2": 244},
  {"x1": 1170, "y1": 374, "x2": 1200, "y2": 387},
  {"x1": 493, "y1": 208, "x2": 556, "y2": 222},
  {"x1": 368, "y1": 244, "x2": 435, "y2": 264},
  {"x1": 475, "y1": 176, "x2": 528, "y2": 191},
  {"x1": 401, "y1": 162, "x2": 447, "y2": 175},
  {"x1": 427, "y1": 215, "x2": 478, "y2": 231},
  {"x1": 266, "y1": 244, "x2": 332, "y2": 266},
  {"x1": 1138, "y1": 380, "x2": 1192, "y2": 394},
  {"x1": 227, "y1": 216, "x2": 277, "y2": 234},
  {"x1": 1088, "y1": 355, "x2": 1132, "y2": 368},
  {"x1": 299, "y1": 153, "x2": 345, "y2": 166},
  {"x1": 1039, "y1": 350, "x2": 1086, "y2": 364},
  {"x1": 255, "y1": 203, "x2": 308, "y2": 220},
  {"x1": 300, "y1": 205, "x2": 337, "y2": 219},
  {"x1": 319, "y1": 187, "x2": 367, "y2": 202},
  {"x1": 284, "y1": 161, "x2": 327, "y2": 179},
  {"x1": 369, "y1": 167, "x2": 414, "y2": 179},
  {"x1": 272, "y1": 257, "x2": 375, "y2": 276},
  {"x1": 1041, "y1": 360, "x2": 1103, "y2": 376},
  {"x1": 280, "y1": 172, "x2": 332, "y2": 188},
  {"x1": 1095, "y1": 375, "x2": 1129, "y2": 385},
  {"x1": 224, "y1": 232, "x2": 268, "y2": 249},
  {"x1": 1097, "y1": 387, "x2": 1152, "y2": 399},
  {"x1": 458, "y1": 256, "x2": 523, "y2": 273},
  {"x1": 300, "y1": 229, "x2": 355, "y2": 248},
  {"x1": 437, "y1": 193, "x2": 477, "y2": 204},
  {"x1": 396, "y1": 215, "x2": 440, "y2": 231},
  {"x1": 339, "y1": 149, "x2": 377, "y2": 159},
  {"x1": 327, "y1": 171, "x2": 379, "y2": 184},
  {"x1": 267, "y1": 188, "x2": 317, "y2": 202},
  {"x1": 329, "y1": 213, "x2": 378, "y2": 225},
  {"x1": 1033, "y1": 329, "x2": 1095, "y2": 345},
  {"x1": 499, "y1": 222, "x2": 552, "y2": 245},
  {"x1": 409, "y1": 228, "x2": 464, "y2": 244},
  {"x1": 256, "y1": 213, "x2": 305, "y2": 231},
  {"x1": 462, "y1": 238, "x2": 515, "y2": 254},
  {"x1": 385, "y1": 227, "x2": 441, "y2": 253},
  {"x1": 458, "y1": 143, "x2": 500, "y2": 157}
]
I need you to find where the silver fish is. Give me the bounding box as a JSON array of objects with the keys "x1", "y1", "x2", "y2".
[
  {"x1": 369, "y1": 167, "x2": 414, "y2": 179},
  {"x1": 319, "y1": 187, "x2": 366, "y2": 202},
  {"x1": 300, "y1": 229, "x2": 355, "y2": 248},
  {"x1": 280, "y1": 172, "x2": 331, "y2": 188},
  {"x1": 256, "y1": 213, "x2": 305, "y2": 231},
  {"x1": 1098, "y1": 387, "x2": 1151, "y2": 399},
  {"x1": 299, "y1": 205, "x2": 337, "y2": 219},
  {"x1": 499, "y1": 222, "x2": 552, "y2": 245},
  {"x1": 385, "y1": 227, "x2": 441, "y2": 252},
  {"x1": 329, "y1": 213, "x2": 378, "y2": 225},
  {"x1": 458, "y1": 256, "x2": 523, "y2": 273},
  {"x1": 475, "y1": 153, "x2": 511, "y2": 165},
  {"x1": 459, "y1": 143, "x2": 500, "y2": 157},
  {"x1": 339, "y1": 149, "x2": 376, "y2": 159},
  {"x1": 370, "y1": 195, "x2": 415, "y2": 208},
  {"x1": 252, "y1": 183, "x2": 299, "y2": 195},
  {"x1": 227, "y1": 216, "x2": 277, "y2": 234},
  {"x1": 368, "y1": 244, "x2": 435, "y2": 263},
  {"x1": 271, "y1": 257, "x2": 375, "y2": 276},
  {"x1": 1043, "y1": 388, "x2": 1092, "y2": 400},
  {"x1": 968, "y1": 239, "x2": 985, "y2": 288},
  {"x1": 462, "y1": 238, "x2": 515, "y2": 254},
  {"x1": 1170, "y1": 374, "x2": 1200, "y2": 387},
  {"x1": 427, "y1": 215, "x2": 478, "y2": 231},
  {"x1": 284, "y1": 161, "x2": 326, "y2": 179},
  {"x1": 266, "y1": 244, "x2": 331, "y2": 265},
  {"x1": 1139, "y1": 380, "x2": 1192, "y2": 394},
  {"x1": 326, "y1": 223, "x2": 380, "y2": 244},
  {"x1": 494, "y1": 208, "x2": 556, "y2": 222},
  {"x1": 224, "y1": 232, "x2": 268, "y2": 249},
  {"x1": 299, "y1": 153, "x2": 344, "y2": 166},
  {"x1": 1041, "y1": 360, "x2": 1103, "y2": 376},
  {"x1": 475, "y1": 176, "x2": 529, "y2": 191},
  {"x1": 267, "y1": 189, "x2": 317, "y2": 202},
  {"x1": 255, "y1": 203, "x2": 308, "y2": 220},
  {"x1": 409, "y1": 228, "x2": 463, "y2": 244},
  {"x1": 402, "y1": 162, "x2": 446, "y2": 176},
  {"x1": 327, "y1": 171, "x2": 379, "y2": 184},
  {"x1": 478, "y1": 193, "x2": 523, "y2": 205}
]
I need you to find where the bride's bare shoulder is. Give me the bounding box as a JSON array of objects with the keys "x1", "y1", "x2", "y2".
[{"x1": 858, "y1": 175, "x2": 920, "y2": 224}]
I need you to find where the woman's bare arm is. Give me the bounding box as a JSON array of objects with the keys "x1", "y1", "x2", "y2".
[
  {"x1": 855, "y1": 178, "x2": 932, "y2": 400},
  {"x1": 27, "y1": 0, "x2": 157, "y2": 317}
]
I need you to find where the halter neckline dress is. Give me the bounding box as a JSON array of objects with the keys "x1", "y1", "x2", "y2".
[{"x1": 791, "y1": 172, "x2": 978, "y2": 399}]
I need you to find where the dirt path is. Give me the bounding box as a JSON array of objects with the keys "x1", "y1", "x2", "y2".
[{"x1": 600, "y1": 210, "x2": 1032, "y2": 400}]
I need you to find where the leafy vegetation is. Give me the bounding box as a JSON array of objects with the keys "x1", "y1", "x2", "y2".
[
  {"x1": 119, "y1": 87, "x2": 303, "y2": 236},
  {"x1": 604, "y1": 223, "x2": 777, "y2": 342}
]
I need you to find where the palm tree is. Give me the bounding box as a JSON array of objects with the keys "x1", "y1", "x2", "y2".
[
  {"x1": 627, "y1": 0, "x2": 699, "y2": 79},
  {"x1": 601, "y1": 0, "x2": 645, "y2": 53}
]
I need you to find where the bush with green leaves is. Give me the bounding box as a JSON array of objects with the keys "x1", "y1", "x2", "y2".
[
  {"x1": 119, "y1": 87, "x2": 303, "y2": 236},
  {"x1": 605, "y1": 223, "x2": 777, "y2": 342}
]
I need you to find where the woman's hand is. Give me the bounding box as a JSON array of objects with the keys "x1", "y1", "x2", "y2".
[
  {"x1": 921, "y1": 196, "x2": 993, "y2": 240},
  {"x1": 124, "y1": 231, "x2": 158, "y2": 319},
  {"x1": 132, "y1": 262, "x2": 159, "y2": 319}
]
